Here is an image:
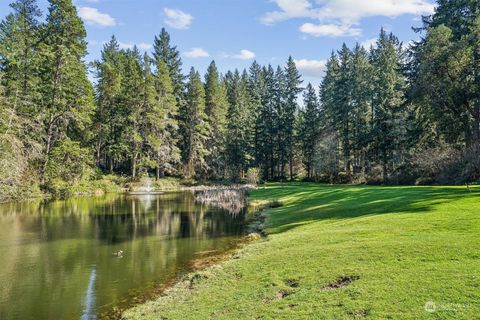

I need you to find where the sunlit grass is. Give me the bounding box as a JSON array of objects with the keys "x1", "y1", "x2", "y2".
[{"x1": 125, "y1": 183, "x2": 480, "y2": 319}]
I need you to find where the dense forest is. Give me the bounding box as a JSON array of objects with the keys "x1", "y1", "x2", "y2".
[{"x1": 0, "y1": 0, "x2": 479, "y2": 200}]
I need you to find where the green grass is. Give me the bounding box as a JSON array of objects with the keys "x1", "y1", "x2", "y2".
[{"x1": 124, "y1": 183, "x2": 480, "y2": 319}]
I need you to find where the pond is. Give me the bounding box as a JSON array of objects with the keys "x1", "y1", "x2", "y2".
[{"x1": 0, "y1": 192, "x2": 247, "y2": 320}]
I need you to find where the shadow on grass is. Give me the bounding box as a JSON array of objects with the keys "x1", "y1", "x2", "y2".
[{"x1": 252, "y1": 183, "x2": 479, "y2": 235}]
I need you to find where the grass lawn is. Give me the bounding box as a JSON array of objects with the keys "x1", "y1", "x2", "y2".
[{"x1": 124, "y1": 183, "x2": 480, "y2": 319}]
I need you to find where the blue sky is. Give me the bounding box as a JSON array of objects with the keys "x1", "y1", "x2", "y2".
[{"x1": 0, "y1": 0, "x2": 437, "y2": 86}]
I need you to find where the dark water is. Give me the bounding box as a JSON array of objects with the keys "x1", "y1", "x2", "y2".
[{"x1": 0, "y1": 192, "x2": 246, "y2": 320}]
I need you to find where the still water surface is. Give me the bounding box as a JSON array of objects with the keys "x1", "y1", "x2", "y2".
[{"x1": 0, "y1": 192, "x2": 246, "y2": 320}]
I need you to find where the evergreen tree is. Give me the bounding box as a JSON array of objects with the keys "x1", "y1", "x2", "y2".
[
  {"x1": 0, "y1": 0, "x2": 41, "y2": 117},
  {"x1": 371, "y1": 29, "x2": 406, "y2": 182},
  {"x1": 225, "y1": 70, "x2": 252, "y2": 181},
  {"x1": 183, "y1": 68, "x2": 210, "y2": 179},
  {"x1": 153, "y1": 28, "x2": 185, "y2": 101},
  {"x1": 273, "y1": 66, "x2": 286, "y2": 178},
  {"x1": 412, "y1": 1, "x2": 480, "y2": 150},
  {"x1": 150, "y1": 57, "x2": 181, "y2": 178},
  {"x1": 336, "y1": 44, "x2": 354, "y2": 177},
  {"x1": 153, "y1": 29, "x2": 185, "y2": 170},
  {"x1": 299, "y1": 83, "x2": 320, "y2": 179},
  {"x1": 0, "y1": 0, "x2": 42, "y2": 162},
  {"x1": 350, "y1": 44, "x2": 373, "y2": 174},
  {"x1": 319, "y1": 52, "x2": 341, "y2": 177},
  {"x1": 248, "y1": 61, "x2": 265, "y2": 167},
  {"x1": 204, "y1": 61, "x2": 228, "y2": 179},
  {"x1": 38, "y1": 0, "x2": 94, "y2": 184},
  {"x1": 121, "y1": 47, "x2": 144, "y2": 178},
  {"x1": 93, "y1": 36, "x2": 124, "y2": 172},
  {"x1": 256, "y1": 65, "x2": 277, "y2": 179},
  {"x1": 284, "y1": 56, "x2": 303, "y2": 179}
]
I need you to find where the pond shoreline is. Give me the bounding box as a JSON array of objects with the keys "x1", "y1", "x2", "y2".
[
  {"x1": 121, "y1": 198, "x2": 278, "y2": 320},
  {"x1": 0, "y1": 191, "x2": 250, "y2": 320},
  {"x1": 122, "y1": 183, "x2": 480, "y2": 319},
  {"x1": 102, "y1": 238, "x2": 251, "y2": 320}
]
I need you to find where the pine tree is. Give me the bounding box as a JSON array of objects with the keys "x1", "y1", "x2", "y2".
[
  {"x1": 350, "y1": 44, "x2": 373, "y2": 174},
  {"x1": 153, "y1": 29, "x2": 185, "y2": 99},
  {"x1": 93, "y1": 36, "x2": 123, "y2": 171},
  {"x1": 121, "y1": 47, "x2": 144, "y2": 178},
  {"x1": 299, "y1": 83, "x2": 320, "y2": 179},
  {"x1": 183, "y1": 68, "x2": 210, "y2": 179},
  {"x1": 248, "y1": 61, "x2": 265, "y2": 167},
  {"x1": 0, "y1": 0, "x2": 42, "y2": 160},
  {"x1": 336, "y1": 44, "x2": 354, "y2": 177},
  {"x1": 0, "y1": 0, "x2": 41, "y2": 115},
  {"x1": 256, "y1": 65, "x2": 277, "y2": 179},
  {"x1": 204, "y1": 61, "x2": 228, "y2": 179},
  {"x1": 371, "y1": 29, "x2": 406, "y2": 182},
  {"x1": 320, "y1": 52, "x2": 341, "y2": 178},
  {"x1": 284, "y1": 56, "x2": 303, "y2": 179},
  {"x1": 38, "y1": 0, "x2": 95, "y2": 184},
  {"x1": 225, "y1": 70, "x2": 252, "y2": 181},
  {"x1": 412, "y1": 1, "x2": 480, "y2": 151},
  {"x1": 150, "y1": 57, "x2": 181, "y2": 178}
]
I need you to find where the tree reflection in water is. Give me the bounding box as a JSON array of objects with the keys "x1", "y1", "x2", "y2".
[{"x1": 0, "y1": 192, "x2": 246, "y2": 320}]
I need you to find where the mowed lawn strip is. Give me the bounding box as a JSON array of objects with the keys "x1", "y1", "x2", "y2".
[{"x1": 125, "y1": 183, "x2": 480, "y2": 319}]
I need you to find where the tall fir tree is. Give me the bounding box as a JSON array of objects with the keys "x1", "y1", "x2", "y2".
[
  {"x1": 153, "y1": 28, "x2": 185, "y2": 170},
  {"x1": 256, "y1": 65, "x2": 277, "y2": 179},
  {"x1": 284, "y1": 56, "x2": 303, "y2": 179},
  {"x1": 320, "y1": 52, "x2": 341, "y2": 178},
  {"x1": 38, "y1": 0, "x2": 94, "y2": 184},
  {"x1": 0, "y1": 0, "x2": 41, "y2": 116},
  {"x1": 153, "y1": 28, "x2": 185, "y2": 101},
  {"x1": 151, "y1": 58, "x2": 181, "y2": 178},
  {"x1": 371, "y1": 29, "x2": 406, "y2": 182},
  {"x1": 183, "y1": 68, "x2": 210, "y2": 179},
  {"x1": 350, "y1": 44, "x2": 373, "y2": 174},
  {"x1": 336, "y1": 44, "x2": 354, "y2": 177},
  {"x1": 121, "y1": 47, "x2": 144, "y2": 178},
  {"x1": 0, "y1": 0, "x2": 42, "y2": 161},
  {"x1": 248, "y1": 61, "x2": 265, "y2": 167},
  {"x1": 225, "y1": 70, "x2": 252, "y2": 181},
  {"x1": 93, "y1": 36, "x2": 124, "y2": 172},
  {"x1": 204, "y1": 61, "x2": 228, "y2": 179},
  {"x1": 412, "y1": 1, "x2": 480, "y2": 150},
  {"x1": 299, "y1": 83, "x2": 320, "y2": 179}
]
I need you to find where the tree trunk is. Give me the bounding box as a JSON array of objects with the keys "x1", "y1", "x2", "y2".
[
  {"x1": 289, "y1": 153, "x2": 293, "y2": 180},
  {"x1": 382, "y1": 149, "x2": 388, "y2": 184},
  {"x1": 132, "y1": 155, "x2": 137, "y2": 179},
  {"x1": 40, "y1": 121, "x2": 54, "y2": 185},
  {"x1": 473, "y1": 104, "x2": 480, "y2": 149}
]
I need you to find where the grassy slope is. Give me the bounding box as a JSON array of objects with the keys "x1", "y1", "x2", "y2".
[{"x1": 125, "y1": 183, "x2": 480, "y2": 319}]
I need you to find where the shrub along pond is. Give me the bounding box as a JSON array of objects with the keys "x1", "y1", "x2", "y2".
[{"x1": 0, "y1": 191, "x2": 247, "y2": 320}]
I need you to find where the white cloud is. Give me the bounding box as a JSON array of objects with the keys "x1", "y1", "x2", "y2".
[
  {"x1": 163, "y1": 8, "x2": 193, "y2": 30},
  {"x1": 261, "y1": 0, "x2": 315, "y2": 25},
  {"x1": 183, "y1": 48, "x2": 210, "y2": 58},
  {"x1": 78, "y1": 7, "x2": 116, "y2": 27},
  {"x1": 294, "y1": 59, "x2": 327, "y2": 77},
  {"x1": 230, "y1": 49, "x2": 256, "y2": 60},
  {"x1": 360, "y1": 38, "x2": 378, "y2": 49},
  {"x1": 262, "y1": 0, "x2": 435, "y2": 37},
  {"x1": 300, "y1": 23, "x2": 361, "y2": 37},
  {"x1": 118, "y1": 42, "x2": 152, "y2": 51}
]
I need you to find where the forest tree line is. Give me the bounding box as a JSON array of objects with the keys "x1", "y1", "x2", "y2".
[{"x1": 0, "y1": 0, "x2": 479, "y2": 200}]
